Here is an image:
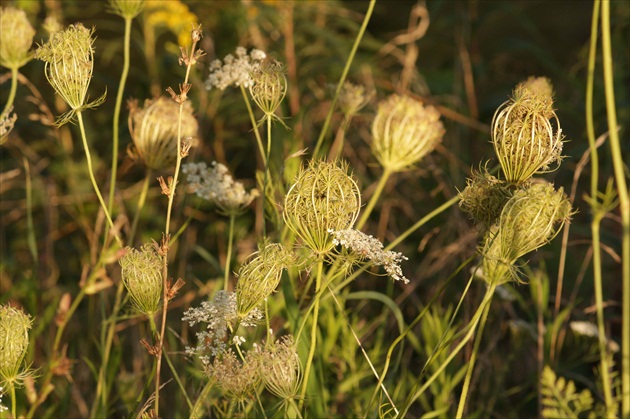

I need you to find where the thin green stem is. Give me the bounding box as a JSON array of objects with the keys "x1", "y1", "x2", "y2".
[
  {"x1": 455, "y1": 285, "x2": 495, "y2": 418},
  {"x1": 601, "y1": 1, "x2": 630, "y2": 414},
  {"x1": 262, "y1": 116, "x2": 272, "y2": 236},
  {"x1": 356, "y1": 166, "x2": 393, "y2": 230},
  {"x1": 224, "y1": 214, "x2": 236, "y2": 291},
  {"x1": 240, "y1": 85, "x2": 266, "y2": 165},
  {"x1": 10, "y1": 383, "x2": 16, "y2": 419},
  {"x1": 76, "y1": 111, "x2": 122, "y2": 247},
  {"x1": 327, "y1": 115, "x2": 352, "y2": 161},
  {"x1": 298, "y1": 258, "x2": 324, "y2": 411},
  {"x1": 1, "y1": 67, "x2": 18, "y2": 117},
  {"x1": 23, "y1": 157, "x2": 38, "y2": 264},
  {"x1": 312, "y1": 0, "x2": 376, "y2": 158}
]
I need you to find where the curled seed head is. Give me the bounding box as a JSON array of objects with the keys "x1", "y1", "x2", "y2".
[
  {"x1": 0, "y1": 304, "x2": 32, "y2": 384},
  {"x1": 208, "y1": 349, "x2": 260, "y2": 408},
  {"x1": 0, "y1": 6, "x2": 35, "y2": 70},
  {"x1": 491, "y1": 77, "x2": 564, "y2": 185},
  {"x1": 458, "y1": 165, "x2": 514, "y2": 228},
  {"x1": 128, "y1": 97, "x2": 199, "y2": 170},
  {"x1": 119, "y1": 244, "x2": 163, "y2": 315},
  {"x1": 371, "y1": 94, "x2": 444, "y2": 172},
  {"x1": 249, "y1": 60, "x2": 287, "y2": 119},
  {"x1": 283, "y1": 160, "x2": 361, "y2": 256},
  {"x1": 254, "y1": 335, "x2": 302, "y2": 401}
]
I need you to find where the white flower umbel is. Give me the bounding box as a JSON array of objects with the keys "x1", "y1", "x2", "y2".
[
  {"x1": 206, "y1": 46, "x2": 266, "y2": 91},
  {"x1": 0, "y1": 386, "x2": 7, "y2": 413},
  {"x1": 182, "y1": 162, "x2": 259, "y2": 216},
  {"x1": 182, "y1": 291, "x2": 263, "y2": 363},
  {"x1": 328, "y1": 229, "x2": 410, "y2": 284}
]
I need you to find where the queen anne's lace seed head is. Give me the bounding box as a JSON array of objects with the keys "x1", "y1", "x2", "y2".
[
  {"x1": 119, "y1": 244, "x2": 163, "y2": 315},
  {"x1": 254, "y1": 335, "x2": 302, "y2": 401},
  {"x1": 182, "y1": 161, "x2": 259, "y2": 216},
  {"x1": 337, "y1": 81, "x2": 372, "y2": 118},
  {"x1": 328, "y1": 229, "x2": 410, "y2": 284},
  {"x1": 0, "y1": 6, "x2": 35, "y2": 70},
  {"x1": 0, "y1": 305, "x2": 32, "y2": 386},
  {"x1": 249, "y1": 60, "x2": 287, "y2": 120},
  {"x1": 207, "y1": 349, "x2": 260, "y2": 408},
  {"x1": 492, "y1": 77, "x2": 564, "y2": 185},
  {"x1": 458, "y1": 164, "x2": 513, "y2": 229},
  {"x1": 128, "y1": 97, "x2": 198, "y2": 171},
  {"x1": 206, "y1": 47, "x2": 267, "y2": 91}
]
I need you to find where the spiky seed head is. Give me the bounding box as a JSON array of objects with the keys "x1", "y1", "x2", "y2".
[
  {"x1": 0, "y1": 305, "x2": 32, "y2": 385},
  {"x1": 283, "y1": 160, "x2": 361, "y2": 257},
  {"x1": 254, "y1": 335, "x2": 302, "y2": 401},
  {"x1": 35, "y1": 23, "x2": 106, "y2": 125},
  {"x1": 491, "y1": 77, "x2": 564, "y2": 185},
  {"x1": 249, "y1": 60, "x2": 287, "y2": 120},
  {"x1": 458, "y1": 165, "x2": 514, "y2": 228},
  {"x1": 371, "y1": 94, "x2": 444, "y2": 172},
  {"x1": 108, "y1": 0, "x2": 145, "y2": 19},
  {"x1": 208, "y1": 349, "x2": 260, "y2": 409},
  {"x1": 338, "y1": 81, "x2": 372, "y2": 118},
  {"x1": 128, "y1": 97, "x2": 199, "y2": 170},
  {"x1": 481, "y1": 182, "x2": 572, "y2": 284},
  {"x1": 236, "y1": 242, "x2": 295, "y2": 317},
  {"x1": 119, "y1": 244, "x2": 163, "y2": 315},
  {"x1": 0, "y1": 6, "x2": 35, "y2": 70}
]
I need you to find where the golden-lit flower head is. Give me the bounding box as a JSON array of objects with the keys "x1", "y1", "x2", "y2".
[
  {"x1": 128, "y1": 97, "x2": 199, "y2": 170},
  {"x1": 481, "y1": 182, "x2": 572, "y2": 284},
  {"x1": 35, "y1": 23, "x2": 106, "y2": 126},
  {"x1": 254, "y1": 335, "x2": 302, "y2": 401},
  {"x1": 0, "y1": 6, "x2": 35, "y2": 70},
  {"x1": 0, "y1": 304, "x2": 32, "y2": 385},
  {"x1": 283, "y1": 160, "x2": 360, "y2": 257},
  {"x1": 491, "y1": 77, "x2": 564, "y2": 185},
  {"x1": 119, "y1": 244, "x2": 163, "y2": 315},
  {"x1": 249, "y1": 60, "x2": 287, "y2": 122},
  {"x1": 458, "y1": 164, "x2": 513, "y2": 229},
  {"x1": 371, "y1": 94, "x2": 444, "y2": 172}
]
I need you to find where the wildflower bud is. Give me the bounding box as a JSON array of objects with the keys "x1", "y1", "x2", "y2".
[
  {"x1": 481, "y1": 182, "x2": 572, "y2": 284},
  {"x1": 0, "y1": 305, "x2": 33, "y2": 385},
  {"x1": 458, "y1": 165, "x2": 513, "y2": 228},
  {"x1": 119, "y1": 244, "x2": 163, "y2": 315},
  {"x1": 35, "y1": 23, "x2": 106, "y2": 126},
  {"x1": 492, "y1": 77, "x2": 564, "y2": 185},
  {"x1": 371, "y1": 94, "x2": 444, "y2": 172},
  {"x1": 337, "y1": 81, "x2": 372, "y2": 118},
  {"x1": 128, "y1": 97, "x2": 199, "y2": 171},
  {"x1": 249, "y1": 60, "x2": 287, "y2": 121},
  {"x1": 236, "y1": 242, "x2": 294, "y2": 317},
  {"x1": 283, "y1": 160, "x2": 361, "y2": 256},
  {"x1": 108, "y1": 0, "x2": 145, "y2": 19},
  {"x1": 0, "y1": 7, "x2": 35, "y2": 70},
  {"x1": 255, "y1": 335, "x2": 302, "y2": 401}
]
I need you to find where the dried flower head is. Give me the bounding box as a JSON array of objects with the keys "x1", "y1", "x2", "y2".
[
  {"x1": 206, "y1": 47, "x2": 267, "y2": 91},
  {"x1": 283, "y1": 160, "x2": 361, "y2": 256},
  {"x1": 492, "y1": 77, "x2": 564, "y2": 185},
  {"x1": 108, "y1": 0, "x2": 145, "y2": 19},
  {"x1": 0, "y1": 6, "x2": 35, "y2": 70},
  {"x1": 128, "y1": 97, "x2": 199, "y2": 170},
  {"x1": 254, "y1": 335, "x2": 302, "y2": 401},
  {"x1": 458, "y1": 165, "x2": 513, "y2": 228},
  {"x1": 371, "y1": 94, "x2": 444, "y2": 172},
  {"x1": 0, "y1": 305, "x2": 33, "y2": 386},
  {"x1": 35, "y1": 24, "x2": 106, "y2": 126},
  {"x1": 208, "y1": 349, "x2": 260, "y2": 408},
  {"x1": 119, "y1": 244, "x2": 163, "y2": 315},
  {"x1": 337, "y1": 81, "x2": 372, "y2": 118},
  {"x1": 236, "y1": 242, "x2": 295, "y2": 317},
  {"x1": 481, "y1": 182, "x2": 572, "y2": 284},
  {"x1": 182, "y1": 162, "x2": 259, "y2": 216},
  {"x1": 249, "y1": 60, "x2": 287, "y2": 122},
  {"x1": 329, "y1": 229, "x2": 410, "y2": 283}
]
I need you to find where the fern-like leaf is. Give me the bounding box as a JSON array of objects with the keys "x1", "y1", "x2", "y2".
[{"x1": 540, "y1": 365, "x2": 594, "y2": 419}]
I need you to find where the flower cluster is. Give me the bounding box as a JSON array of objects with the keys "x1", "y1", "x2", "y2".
[
  {"x1": 182, "y1": 291, "x2": 263, "y2": 364},
  {"x1": 206, "y1": 47, "x2": 267, "y2": 91},
  {"x1": 182, "y1": 162, "x2": 259, "y2": 216},
  {"x1": 0, "y1": 6, "x2": 35, "y2": 70},
  {"x1": 329, "y1": 229, "x2": 410, "y2": 284}
]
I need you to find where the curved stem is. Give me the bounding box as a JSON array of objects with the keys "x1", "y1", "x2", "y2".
[
  {"x1": 1, "y1": 67, "x2": 19, "y2": 117},
  {"x1": 224, "y1": 214, "x2": 236, "y2": 291},
  {"x1": 356, "y1": 166, "x2": 393, "y2": 230},
  {"x1": 76, "y1": 111, "x2": 122, "y2": 247},
  {"x1": 312, "y1": 0, "x2": 376, "y2": 158}
]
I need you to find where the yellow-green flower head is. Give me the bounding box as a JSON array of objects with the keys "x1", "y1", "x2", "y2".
[
  {"x1": 108, "y1": 0, "x2": 145, "y2": 19},
  {"x1": 371, "y1": 94, "x2": 444, "y2": 172},
  {"x1": 249, "y1": 60, "x2": 287, "y2": 121},
  {"x1": 0, "y1": 6, "x2": 35, "y2": 70},
  {"x1": 236, "y1": 242, "x2": 295, "y2": 317},
  {"x1": 35, "y1": 23, "x2": 106, "y2": 126},
  {"x1": 119, "y1": 244, "x2": 163, "y2": 315},
  {"x1": 254, "y1": 335, "x2": 302, "y2": 401},
  {"x1": 128, "y1": 97, "x2": 199, "y2": 171},
  {"x1": 338, "y1": 81, "x2": 372, "y2": 118},
  {"x1": 481, "y1": 182, "x2": 572, "y2": 284},
  {"x1": 0, "y1": 304, "x2": 32, "y2": 385},
  {"x1": 492, "y1": 77, "x2": 564, "y2": 185},
  {"x1": 283, "y1": 160, "x2": 361, "y2": 257},
  {"x1": 458, "y1": 165, "x2": 513, "y2": 228}
]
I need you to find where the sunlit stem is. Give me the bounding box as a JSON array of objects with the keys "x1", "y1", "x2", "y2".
[
  {"x1": 224, "y1": 213, "x2": 236, "y2": 291},
  {"x1": 1, "y1": 67, "x2": 18, "y2": 117},
  {"x1": 240, "y1": 85, "x2": 266, "y2": 166},
  {"x1": 356, "y1": 166, "x2": 394, "y2": 230}
]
